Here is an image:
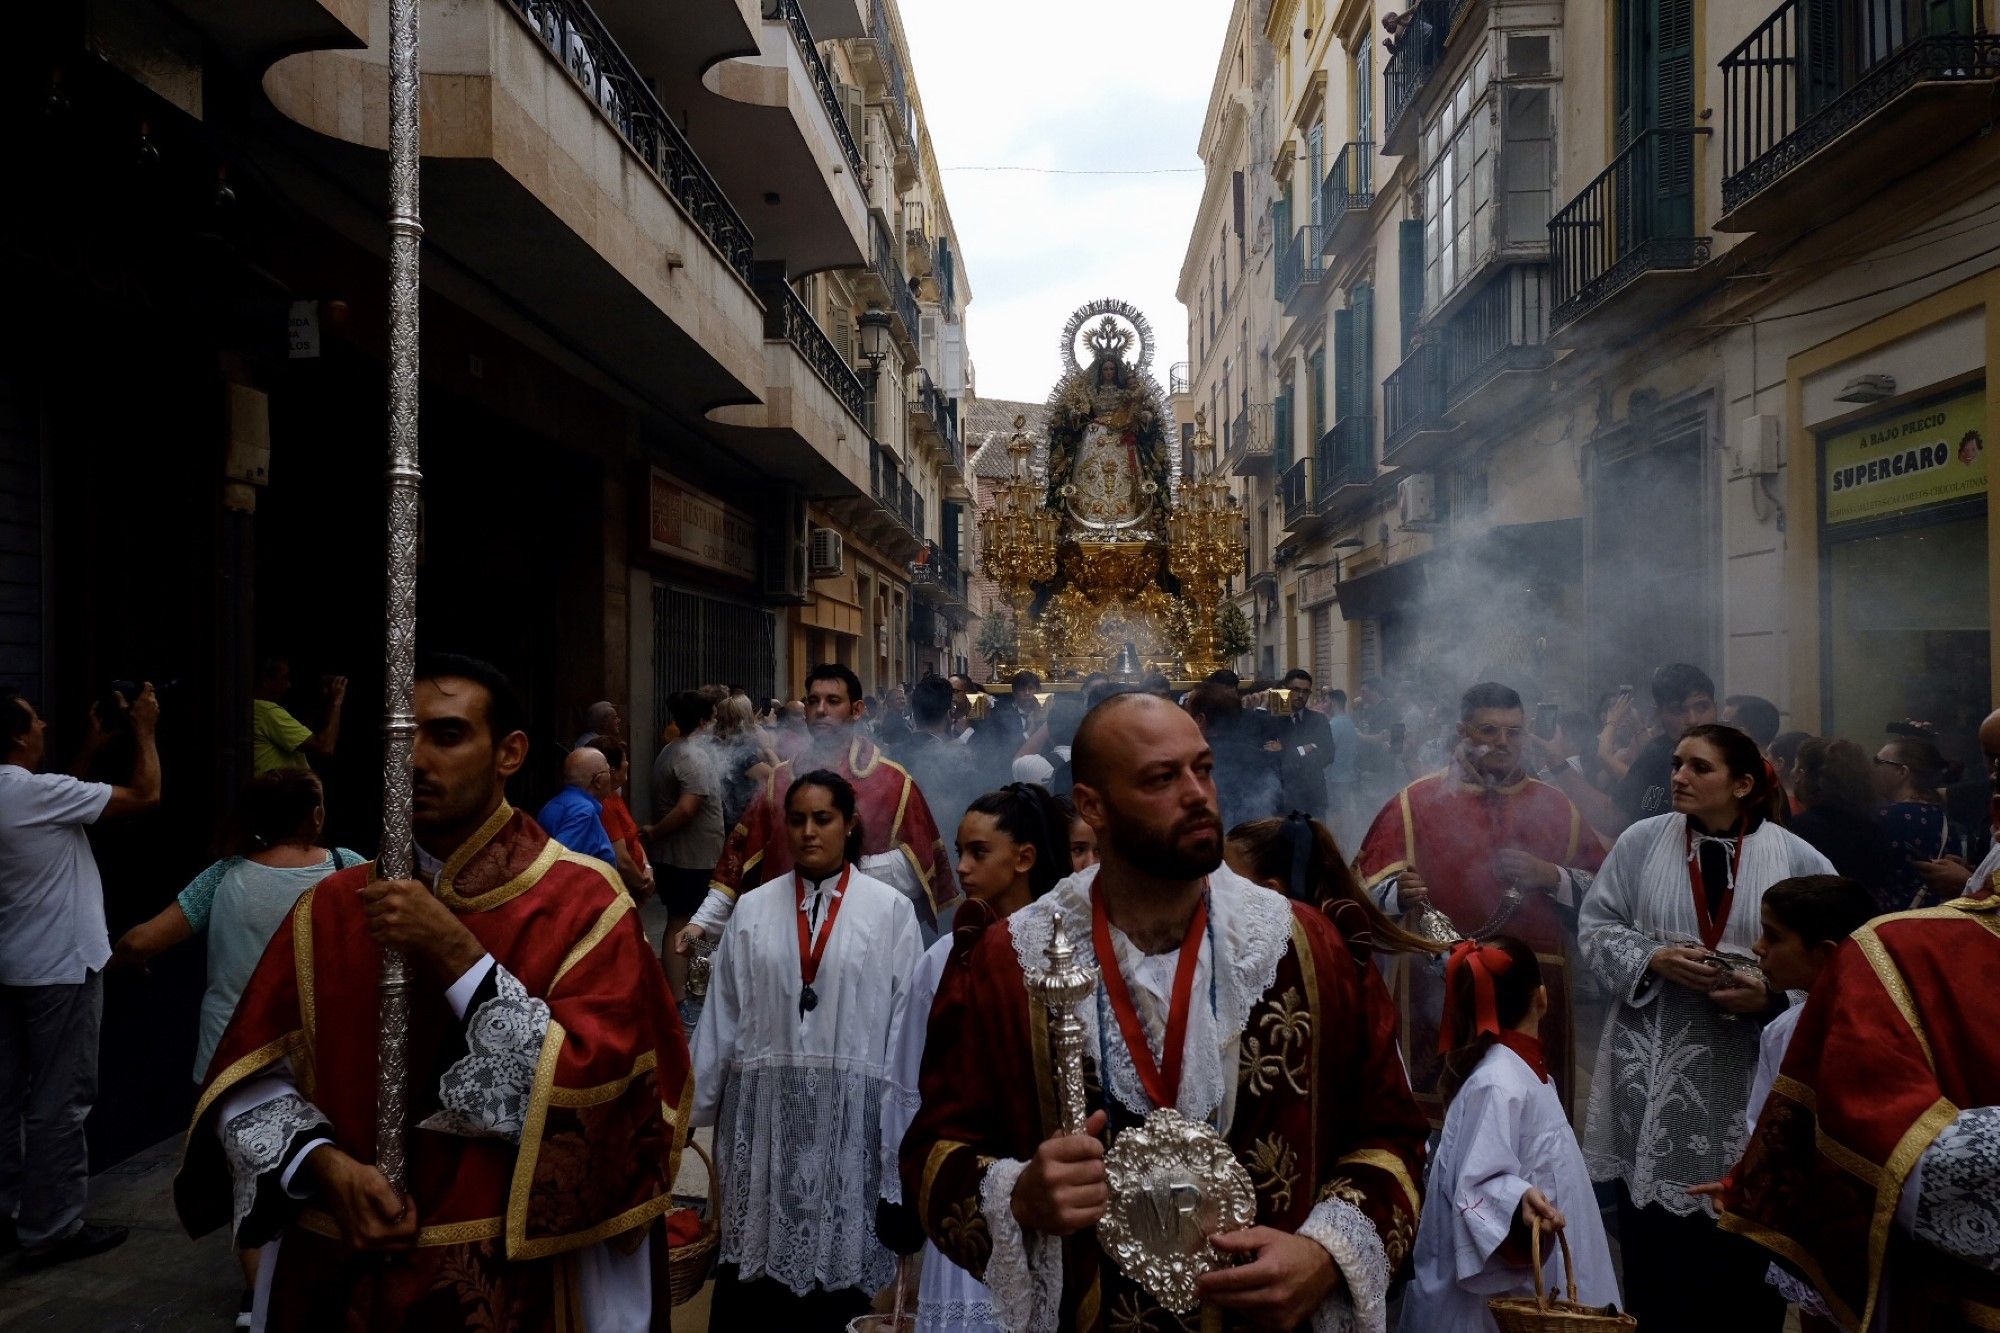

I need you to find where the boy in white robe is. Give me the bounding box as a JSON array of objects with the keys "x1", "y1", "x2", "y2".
[{"x1": 1400, "y1": 936, "x2": 1621, "y2": 1332}]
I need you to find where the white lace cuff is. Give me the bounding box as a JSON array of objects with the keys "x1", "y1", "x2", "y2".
[
  {"x1": 1765, "y1": 1260, "x2": 1831, "y2": 1317},
  {"x1": 1297, "y1": 1196, "x2": 1390, "y2": 1333},
  {"x1": 220, "y1": 1092, "x2": 333, "y2": 1244},
  {"x1": 979, "y1": 1157, "x2": 1060, "y2": 1333},
  {"x1": 418, "y1": 963, "x2": 550, "y2": 1142},
  {"x1": 1913, "y1": 1105, "x2": 2000, "y2": 1275}
]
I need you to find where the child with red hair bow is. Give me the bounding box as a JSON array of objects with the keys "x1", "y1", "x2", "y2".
[{"x1": 1397, "y1": 936, "x2": 1624, "y2": 1331}]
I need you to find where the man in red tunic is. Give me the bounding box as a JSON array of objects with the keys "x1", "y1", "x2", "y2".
[
  {"x1": 1356, "y1": 682, "x2": 1604, "y2": 1122},
  {"x1": 174, "y1": 656, "x2": 689, "y2": 1331},
  {"x1": 1719, "y1": 891, "x2": 2000, "y2": 1330},
  {"x1": 681, "y1": 662, "x2": 954, "y2": 943},
  {"x1": 901, "y1": 693, "x2": 1427, "y2": 1331}
]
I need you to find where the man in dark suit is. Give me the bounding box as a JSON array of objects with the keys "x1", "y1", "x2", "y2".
[{"x1": 1275, "y1": 668, "x2": 1335, "y2": 819}]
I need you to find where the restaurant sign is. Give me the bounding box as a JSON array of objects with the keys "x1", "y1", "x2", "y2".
[
  {"x1": 1823, "y1": 388, "x2": 1986, "y2": 525},
  {"x1": 650, "y1": 470, "x2": 757, "y2": 576}
]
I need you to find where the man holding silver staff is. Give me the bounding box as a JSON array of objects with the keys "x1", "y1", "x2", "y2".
[
  {"x1": 174, "y1": 656, "x2": 691, "y2": 1332},
  {"x1": 900, "y1": 692, "x2": 1426, "y2": 1332}
]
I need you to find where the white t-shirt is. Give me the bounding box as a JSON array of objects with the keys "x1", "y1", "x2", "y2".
[{"x1": 0, "y1": 765, "x2": 114, "y2": 985}]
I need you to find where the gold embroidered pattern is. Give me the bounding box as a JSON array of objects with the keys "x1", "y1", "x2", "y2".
[
  {"x1": 1246, "y1": 1133, "x2": 1299, "y2": 1213},
  {"x1": 939, "y1": 1198, "x2": 991, "y2": 1269},
  {"x1": 1319, "y1": 1177, "x2": 1369, "y2": 1212},
  {"x1": 1107, "y1": 1289, "x2": 1197, "y2": 1333},
  {"x1": 1239, "y1": 987, "x2": 1311, "y2": 1097}
]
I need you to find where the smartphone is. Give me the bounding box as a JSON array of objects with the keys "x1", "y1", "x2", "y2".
[{"x1": 1533, "y1": 702, "x2": 1559, "y2": 739}]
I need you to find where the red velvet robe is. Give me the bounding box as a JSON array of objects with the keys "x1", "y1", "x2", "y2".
[
  {"x1": 900, "y1": 895, "x2": 1427, "y2": 1331},
  {"x1": 1356, "y1": 770, "x2": 1603, "y2": 1123},
  {"x1": 1720, "y1": 897, "x2": 2000, "y2": 1331},
  {"x1": 173, "y1": 805, "x2": 692, "y2": 1332},
  {"x1": 710, "y1": 732, "x2": 955, "y2": 927}
]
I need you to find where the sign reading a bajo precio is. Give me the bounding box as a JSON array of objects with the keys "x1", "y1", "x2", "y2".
[{"x1": 1823, "y1": 387, "x2": 1986, "y2": 526}]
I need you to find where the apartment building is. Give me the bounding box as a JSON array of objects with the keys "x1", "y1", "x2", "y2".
[
  {"x1": 1, "y1": 0, "x2": 974, "y2": 1157},
  {"x1": 1185, "y1": 0, "x2": 1998, "y2": 765}
]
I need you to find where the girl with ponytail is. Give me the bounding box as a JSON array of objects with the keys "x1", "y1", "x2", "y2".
[
  {"x1": 1225, "y1": 813, "x2": 1446, "y2": 960},
  {"x1": 1400, "y1": 935, "x2": 1620, "y2": 1331},
  {"x1": 876, "y1": 781, "x2": 1069, "y2": 1333}
]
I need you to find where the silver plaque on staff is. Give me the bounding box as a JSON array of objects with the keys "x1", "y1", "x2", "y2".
[{"x1": 1027, "y1": 912, "x2": 1257, "y2": 1315}]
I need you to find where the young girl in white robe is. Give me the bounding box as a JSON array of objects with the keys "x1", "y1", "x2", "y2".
[
  {"x1": 879, "y1": 782, "x2": 1070, "y2": 1333},
  {"x1": 1399, "y1": 935, "x2": 1621, "y2": 1332}
]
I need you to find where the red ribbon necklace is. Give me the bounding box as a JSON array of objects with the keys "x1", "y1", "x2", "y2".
[
  {"x1": 1091, "y1": 884, "x2": 1208, "y2": 1111},
  {"x1": 1686, "y1": 819, "x2": 1747, "y2": 951},
  {"x1": 794, "y1": 863, "x2": 853, "y2": 1018}
]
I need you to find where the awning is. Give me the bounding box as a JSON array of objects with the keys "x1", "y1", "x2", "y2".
[{"x1": 1333, "y1": 519, "x2": 1582, "y2": 621}]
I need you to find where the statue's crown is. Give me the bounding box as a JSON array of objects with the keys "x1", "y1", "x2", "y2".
[{"x1": 1086, "y1": 316, "x2": 1131, "y2": 362}]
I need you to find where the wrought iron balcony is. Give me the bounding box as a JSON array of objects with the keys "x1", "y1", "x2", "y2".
[
  {"x1": 1316, "y1": 416, "x2": 1375, "y2": 509},
  {"x1": 1169, "y1": 361, "x2": 1191, "y2": 395},
  {"x1": 1319, "y1": 141, "x2": 1376, "y2": 254},
  {"x1": 1381, "y1": 0, "x2": 1464, "y2": 154},
  {"x1": 864, "y1": 215, "x2": 921, "y2": 348},
  {"x1": 757, "y1": 270, "x2": 868, "y2": 426},
  {"x1": 1276, "y1": 224, "x2": 1327, "y2": 312},
  {"x1": 1720, "y1": 0, "x2": 2000, "y2": 229},
  {"x1": 1224, "y1": 403, "x2": 1277, "y2": 476},
  {"x1": 506, "y1": 0, "x2": 756, "y2": 283},
  {"x1": 762, "y1": 0, "x2": 865, "y2": 183},
  {"x1": 1382, "y1": 343, "x2": 1450, "y2": 463},
  {"x1": 1549, "y1": 128, "x2": 1712, "y2": 333},
  {"x1": 1279, "y1": 457, "x2": 1320, "y2": 534},
  {"x1": 910, "y1": 540, "x2": 969, "y2": 607},
  {"x1": 1439, "y1": 264, "x2": 1552, "y2": 407},
  {"x1": 872, "y1": 0, "x2": 913, "y2": 149}
]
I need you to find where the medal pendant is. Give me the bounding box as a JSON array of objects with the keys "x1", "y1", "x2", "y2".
[
  {"x1": 799, "y1": 983, "x2": 818, "y2": 1015},
  {"x1": 1098, "y1": 1107, "x2": 1257, "y2": 1314}
]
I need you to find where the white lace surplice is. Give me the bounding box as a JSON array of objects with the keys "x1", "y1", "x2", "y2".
[
  {"x1": 693, "y1": 869, "x2": 924, "y2": 1297},
  {"x1": 1578, "y1": 815, "x2": 1833, "y2": 1214},
  {"x1": 982, "y1": 867, "x2": 1394, "y2": 1333}
]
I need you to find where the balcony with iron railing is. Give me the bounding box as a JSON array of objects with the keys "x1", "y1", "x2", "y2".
[
  {"x1": 762, "y1": 0, "x2": 865, "y2": 183},
  {"x1": 756, "y1": 268, "x2": 869, "y2": 427},
  {"x1": 1382, "y1": 342, "x2": 1451, "y2": 466},
  {"x1": 859, "y1": 214, "x2": 921, "y2": 353},
  {"x1": 1382, "y1": 0, "x2": 1469, "y2": 154},
  {"x1": 1224, "y1": 403, "x2": 1277, "y2": 477},
  {"x1": 1169, "y1": 362, "x2": 1191, "y2": 395},
  {"x1": 1719, "y1": 0, "x2": 2000, "y2": 232},
  {"x1": 1276, "y1": 224, "x2": 1327, "y2": 314},
  {"x1": 1439, "y1": 264, "x2": 1552, "y2": 412},
  {"x1": 1279, "y1": 457, "x2": 1321, "y2": 534},
  {"x1": 1549, "y1": 127, "x2": 1713, "y2": 335},
  {"x1": 910, "y1": 540, "x2": 969, "y2": 609},
  {"x1": 1316, "y1": 416, "x2": 1375, "y2": 512},
  {"x1": 1319, "y1": 142, "x2": 1376, "y2": 256}
]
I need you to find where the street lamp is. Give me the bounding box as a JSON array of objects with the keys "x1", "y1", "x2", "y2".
[{"x1": 857, "y1": 305, "x2": 892, "y2": 437}]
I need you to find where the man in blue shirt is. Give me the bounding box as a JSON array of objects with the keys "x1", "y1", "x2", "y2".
[
  {"x1": 1325, "y1": 688, "x2": 1363, "y2": 847},
  {"x1": 535, "y1": 745, "x2": 618, "y2": 864}
]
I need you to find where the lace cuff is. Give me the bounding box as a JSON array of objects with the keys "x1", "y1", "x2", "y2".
[
  {"x1": 979, "y1": 1157, "x2": 1060, "y2": 1333},
  {"x1": 1913, "y1": 1105, "x2": 2000, "y2": 1275},
  {"x1": 1765, "y1": 1260, "x2": 1831, "y2": 1317},
  {"x1": 418, "y1": 963, "x2": 551, "y2": 1142},
  {"x1": 221, "y1": 1092, "x2": 332, "y2": 1247},
  {"x1": 1297, "y1": 1196, "x2": 1390, "y2": 1333},
  {"x1": 1582, "y1": 923, "x2": 1662, "y2": 1008}
]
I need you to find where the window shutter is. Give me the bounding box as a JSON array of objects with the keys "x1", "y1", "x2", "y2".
[
  {"x1": 1233, "y1": 171, "x2": 1245, "y2": 238},
  {"x1": 1274, "y1": 387, "x2": 1294, "y2": 472},
  {"x1": 1398, "y1": 220, "x2": 1424, "y2": 351},
  {"x1": 830, "y1": 300, "x2": 853, "y2": 365},
  {"x1": 1332, "y1": 311, "x2": 1354, "y2": 427},
  {"x1": 1352, "y1": 284, "x2": 1375, "y2": 428}
]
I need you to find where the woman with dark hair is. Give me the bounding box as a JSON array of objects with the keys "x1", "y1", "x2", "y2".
[
  {"x1": 691, "y1": 770, "x2": 924, "y2": 1327},
  {"x1": 1873, "y1": 735, "x2": 1965, "y2": 909},
  {"x1": 1578, "y1": 723, "x2": 1833, "y2": 1330},
  {"x1": 1401, "y1": 936, "x2": 1619, "y2": 1330},
  {"x1": 1787, "y1": 738, "x2": 1900, "y2": 908},
  {"x1": 879, "y1": 782, "x2": 1070, "y2": 1331},
  {"x1": 1224, "y1": 813, "x2": 1445, "y2": 959},
  {"x1": 110, "y1": 769, "x2": 364, "y2": 1316}
]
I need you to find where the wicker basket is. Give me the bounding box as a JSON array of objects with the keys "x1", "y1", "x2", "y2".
[
  {"x1": 667, "y1": 1139, "x2": 721, "y2": 1307},
  {"x1": 1488, "y1": 1222, "x2": 1639, "y2": 1332}
]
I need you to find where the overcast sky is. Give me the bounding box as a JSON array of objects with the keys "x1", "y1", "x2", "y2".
[{"x1": 899, "y1": 0, "x2": 1231, "y2": 403}]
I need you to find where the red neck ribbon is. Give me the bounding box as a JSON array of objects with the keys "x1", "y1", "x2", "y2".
[
  {"x1": 1686, "y1": 819, "x2": 1747, "y2": 951},
  {"x1": 1439, "y1": 939, "x2": 1516, "y2": 1055},
  {"x1": 794, "y1": 863, "x2": 854, "y2": 990},
  {"x1": 1494, "y1": 1030, "x2": 1549, "y2": 1083},
  {"x1": 1091, "y1": 885, "x2": 1208, "y2": 1112}
]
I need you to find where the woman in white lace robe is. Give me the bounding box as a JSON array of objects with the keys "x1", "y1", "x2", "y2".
[
  {"x1": 880, "y1": 783, "x2": 1069, "y2": 1333},
  {"x1": 1579, "y1": 723, "x2": 1832, "y2": 1331},
  {"x1": 691, "y1": 769, "x2": 924, "y2": 1327}
]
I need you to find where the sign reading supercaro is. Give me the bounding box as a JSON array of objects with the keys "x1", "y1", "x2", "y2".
[{"x1": 1822, "y1": 387, "x2": 1987, "y2": 525}]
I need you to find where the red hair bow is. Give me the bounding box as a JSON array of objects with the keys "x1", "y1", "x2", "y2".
[{"x1": 1439, "y1": 939, "x2": 1515, "y2": 1055}]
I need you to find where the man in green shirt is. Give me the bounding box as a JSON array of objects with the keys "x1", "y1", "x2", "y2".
[{"x1": 251, "y1": 656, "x2": 345, "y2": 775}]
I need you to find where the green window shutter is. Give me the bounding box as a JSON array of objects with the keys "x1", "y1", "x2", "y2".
[
  {"x1": 1274, "y1": 389, "x2": 1294, "y2": 472},
  {"x1": 1398, "y1": 221, "x2": 1425, "y2": 351},
  {"x1": 1350, "y1": 285, "x2": 1375, "y2": 471},
  {"x1": 1331, "y1": 312, "x2": 1353, "y2": 431},
  {"x1": 1310, "y1": 344, "x2": 1330, "y2": 445}
]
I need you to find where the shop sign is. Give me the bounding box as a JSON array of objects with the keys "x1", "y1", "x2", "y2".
[
  {"x1": 1824, "y1": 388, "x2": 1986, "y2": 525},
  {"x1": 649, "y1": 471, "x2": 756, "y2": 575},
  {"x1": 1298, "y1": 563, "x2": 1340, "y2": 608}
]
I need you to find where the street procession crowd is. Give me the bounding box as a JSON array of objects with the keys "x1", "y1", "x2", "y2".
[{"x1": 0, "y1": 652, "x2": 1996, "y2": 1332}]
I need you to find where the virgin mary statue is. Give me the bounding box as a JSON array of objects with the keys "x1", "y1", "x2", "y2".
[{"x1": 1045, "y1": 323, "x2": 1171, "y2": 536}]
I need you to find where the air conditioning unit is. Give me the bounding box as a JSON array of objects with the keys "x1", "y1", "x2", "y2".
[
  {"x1": 759, "y1": 486, "x2": 809, "y2": 605},
  {"x1": 809, "y1": 526, "x2": 845, "y2": 579},
  {"x1": 1398, "y1": 473, "x2": 1437, "y2": 527}
]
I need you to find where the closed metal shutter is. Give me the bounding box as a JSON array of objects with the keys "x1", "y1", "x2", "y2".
[
  {"x1": 652, "y1": 582, "x2": 775, "y2": 719},
  {"x1": 1311, "y1": 606, "x2": 1334, "y2": 686}
]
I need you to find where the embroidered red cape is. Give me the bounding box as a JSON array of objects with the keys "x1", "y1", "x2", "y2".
[
  {"x1": 710, "y1": 732, "x2": 954, "y2": 924},
  {"x1": 173, "y1": 805, "x2": 691, "y2": 1331},
  {"x1": 900, "y1": 895, "x2": 1427, "y2": 1331},
  {"x1": 1719, "y1": 897, "x2": 2000, "y2": 1331},
  {"x1": 1356, "y1": 771, "x2": 1601, "y2": 1123}
]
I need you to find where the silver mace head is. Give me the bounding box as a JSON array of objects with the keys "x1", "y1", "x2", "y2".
[{"x1": 1027, "y1": 908, "x2": 1097, "y2": 1008}]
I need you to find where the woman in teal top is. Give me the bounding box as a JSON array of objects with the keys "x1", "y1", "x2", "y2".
[{"x1": 114, "y1": 770, "x2": 364, "y2": 1080}]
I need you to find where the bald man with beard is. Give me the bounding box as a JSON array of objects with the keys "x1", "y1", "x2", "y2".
[{"x1": 900, "y1": 693, "x2": 1426, "y2": 1333}]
